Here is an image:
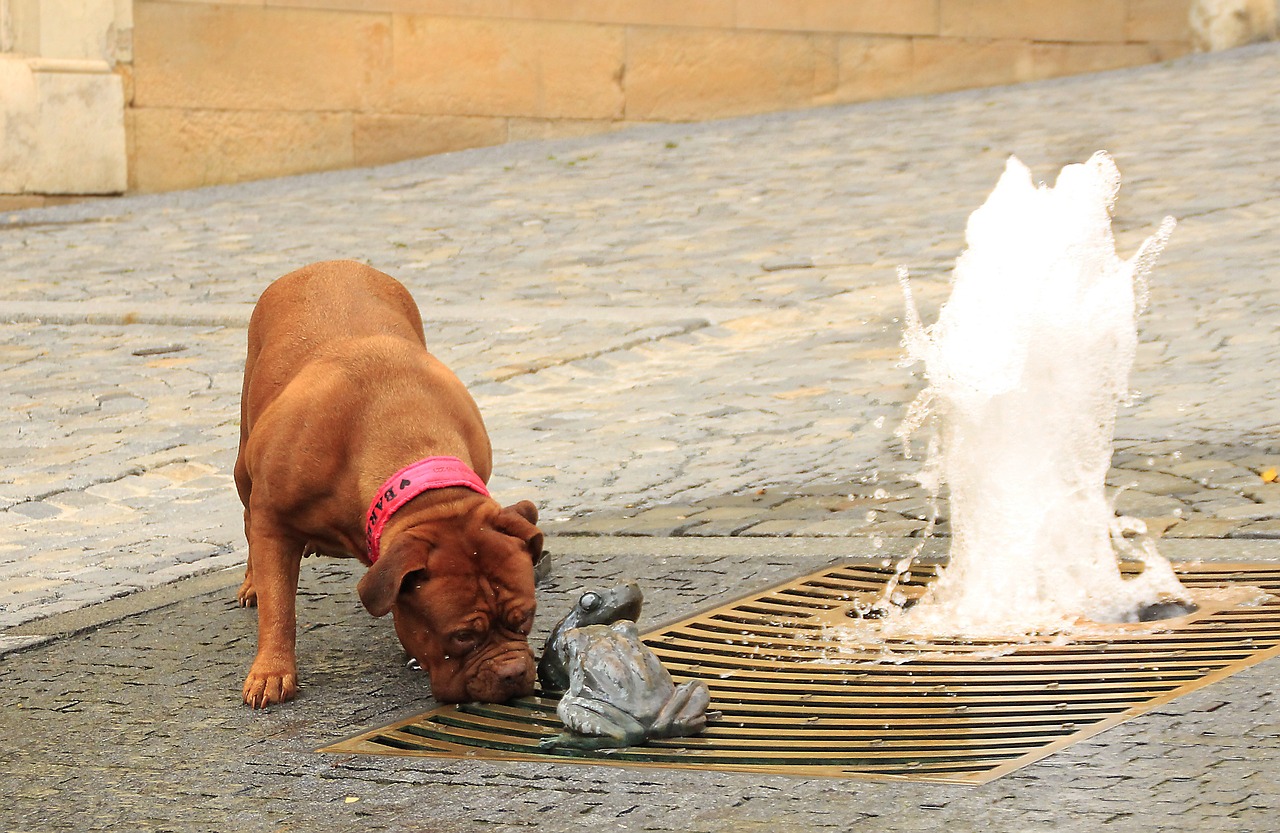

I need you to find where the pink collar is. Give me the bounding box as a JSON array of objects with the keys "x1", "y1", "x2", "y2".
[{"x1": 365, "y1": 456, "x2": 490, "y2": 563}]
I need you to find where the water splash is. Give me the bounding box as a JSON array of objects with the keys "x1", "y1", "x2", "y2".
[{"x1": 894, "y1": 152, "x2": 1186, "y2": 637}]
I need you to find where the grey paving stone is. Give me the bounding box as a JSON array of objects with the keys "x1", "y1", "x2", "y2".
[
  {"x1": 1108, "y1": 469, "x2": 1205, "y2": 496},
  {"x1": 1216, "y1": 502, "x2": 1280, "y2": 521},
  {"x1": 6, "y1": 501, "x2": 62, "y2": 519},
  {"x1": 1113, "y1": 491, "x2": 1189, "y2": 518},
  {"x1": 1230, "y1": 521, "x2": 1280, "y2": 539}
]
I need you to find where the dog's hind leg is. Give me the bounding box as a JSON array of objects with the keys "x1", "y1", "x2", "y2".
[
  {"x1": 237, "y1": 510, "x2": 259, "y2": 607},
  {"x1": 234, "y1": 450, "x2": 257, "y2": 607},
  {"x1": 237, "y1": 564, "x2": 257, "y2": 607}
]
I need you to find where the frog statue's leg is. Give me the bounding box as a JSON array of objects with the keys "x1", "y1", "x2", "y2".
[
  {"x1": 542, "y1": 694, "x2": 651, "y2": 750},
  {"x1": 649, "y1": 679, "x2": 711, "y2": 740}
]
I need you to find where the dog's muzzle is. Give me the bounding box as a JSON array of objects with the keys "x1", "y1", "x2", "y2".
[{"x1": 464, "y1": 643, "x2": 536, "y2": 702}]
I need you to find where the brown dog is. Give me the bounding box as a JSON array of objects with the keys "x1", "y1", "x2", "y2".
[{"x1": 234, "y1": 260, "x2": 543, "y2": 708}]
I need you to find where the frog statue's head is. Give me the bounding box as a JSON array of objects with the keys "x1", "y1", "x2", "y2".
[{"x1": 537, "y1": 582, "x2": 644, "y2": 693}]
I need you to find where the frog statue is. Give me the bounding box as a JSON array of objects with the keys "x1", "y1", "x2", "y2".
[
  {"x1": 539, "y1": 620, "x2": 712, "y2": 750},
  {"x1": 536, "y1": 583, "x2": 712, "y2": 750},
  {"x1": 537, "y1": 582, "x2": 644, "y2": 693}
]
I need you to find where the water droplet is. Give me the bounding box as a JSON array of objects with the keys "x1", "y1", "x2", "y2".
[
  {"x1": 873, "y1": 416, "x2": 886, "y2": 429},
  {"x1": 873, "y1": 488, "x2": 889, "y2": 500}
]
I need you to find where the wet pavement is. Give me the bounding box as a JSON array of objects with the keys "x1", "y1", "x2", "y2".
[{"x1": 2, "y1": 43, "x2": 1280, "y2": 832}]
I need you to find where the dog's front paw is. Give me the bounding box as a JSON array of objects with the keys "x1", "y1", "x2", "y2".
[{"x1": 242, "y1": 661, "x2": 298, "y2": 709}]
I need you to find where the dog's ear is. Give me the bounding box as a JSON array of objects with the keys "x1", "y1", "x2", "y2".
[
  {"x1": 493, "y1": 500, "x2": 544, "y2": 564},
  {"x1": 357, "y1": 537, "x2": 428, "y2": 618}
]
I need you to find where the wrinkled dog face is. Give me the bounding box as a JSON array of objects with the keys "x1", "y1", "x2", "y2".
[
  {"x1": 358, "y1": 501, "x2": 544, "y2": 703},
  {"x1": 392, "y1": 546, "x2": 538, "y2": 703}
]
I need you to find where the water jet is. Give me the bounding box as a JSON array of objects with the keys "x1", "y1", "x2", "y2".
[{"x1": 894, "y1": 152, "x2": 1190, "y2": 636}]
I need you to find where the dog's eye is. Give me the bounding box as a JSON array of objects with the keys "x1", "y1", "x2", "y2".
[
  {"x1": 450, "y1": 630, "x2": 481, "y2": 654},
  {"x1": 579, "y1": 592, "x2": 601, "y2": 611},
  {"x1": 512, "y1": 610, "x2": 535, "y2": 635},
  {"x1": 399, "y1": 570, "x2": 428, "y2": 595}
]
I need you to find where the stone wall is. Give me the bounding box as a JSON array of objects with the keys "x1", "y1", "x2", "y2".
[
  {"x1": 0, "y1": 0, "x2": 129, "y2": 200},
  {"x1": 72, "y1": 1, "x2": 1201, "y2": 193}
]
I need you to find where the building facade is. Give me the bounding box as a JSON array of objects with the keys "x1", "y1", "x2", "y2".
[{"x1": 5, "y1": 1, "x2": 1203, "y2": 198}]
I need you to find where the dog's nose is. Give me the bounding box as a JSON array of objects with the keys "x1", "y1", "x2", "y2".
[
  {"x1": 497, "y1": 655, "x2": 534, "y2": 684},
  {"x1": 491, "y1": 653, "x2": 536, "y2": 697}
]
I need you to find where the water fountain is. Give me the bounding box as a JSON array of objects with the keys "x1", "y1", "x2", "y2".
[{"x1": 892, "y1": 151, "x2": 1189, "y2": 636}]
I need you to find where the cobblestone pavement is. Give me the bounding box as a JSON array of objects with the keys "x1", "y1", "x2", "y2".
[
  {"x1": 0, "y1": 42, "x2": 1279, "y2": 832},
  {"x1": 4, "y1": 538, "x2": 1280, "y2": 833}
]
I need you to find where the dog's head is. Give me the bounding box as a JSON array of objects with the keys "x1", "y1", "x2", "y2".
[{"x1": 356, "y1": 499, "x2": 544, "y2": 703}]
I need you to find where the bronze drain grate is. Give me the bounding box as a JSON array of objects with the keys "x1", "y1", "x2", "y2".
[{"x1": 320, "y1": 561, "x2": 1280, "y2": 784}]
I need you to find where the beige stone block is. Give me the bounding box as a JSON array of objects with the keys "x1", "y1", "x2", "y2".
[
  {"x1": 910, "y1": 37, "x2": 1033, "y2": 94},
  {"x1": 0, "y1": 194, "x2": 95, "y2": 208},
  {"x1": 812, "y1": 34, "x2": 840, "y2": 97},
  {"x1": 124, "y1": 106, "x2": 138, "y2": 185},
  {"x1": 385, "y1": 15, "x2": 624, "y2": 119},
  {"x1": 624, "y1": 27, "x2": 830, "y2": 121},
  {"x1": 1028, "y1": 41, "x2": 1163, "y2": 81},
  {"x1": 736, "y1": 0, "x2": 939, "y2": 36},
  {"x1": 155, "y1": 0, "x2": 264, "y2": 5},
  {"x1": 0, "y1": 195, "x2": 50, "y2": 209},
  {"x1": 825, "y1": 35, "x2": 916, "y2": 104},
  {"x1": 1148, "y1": 39, "x2": 1194, "y2": 60},
  {"x1": 0, "y1": 57, "x2": 127, "y2": 194},
  {"x1": 506, "y1": 117, "x2": 621, "y2": 141},
  {"x1": 261, "y1": 0, "x2": 733, "y2": 25},
  {"x1": 352, "y1": 113, "x2": 508, "y2": 167},
  {"x1": 1126, "y1": 0, "x2": 1194, "y2": 41},
  {"x1": 508, "y1": 0, "x2": 733, "y2": 27},
  {"x1": 33, "y1": 69, "x2": 128, "y2": 193},
  {"x1": 133, "y1": 2, "x2": 391, "y2": 111},
  {"x1": 940, "y1": 0, "x2": 1127, "y2": 42},
  {"x1": 267, "y1": 0, "x2": 510, "y2": 15},
  {"x1": 0, "y1": 59, "x2": 40, "y2": 194},
  {"x1": 10, "y1": 0, "x2": 121, "y2": 61},
  {"x1": 129, "y1": 107, "x2": 354, "y2": 192}
]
